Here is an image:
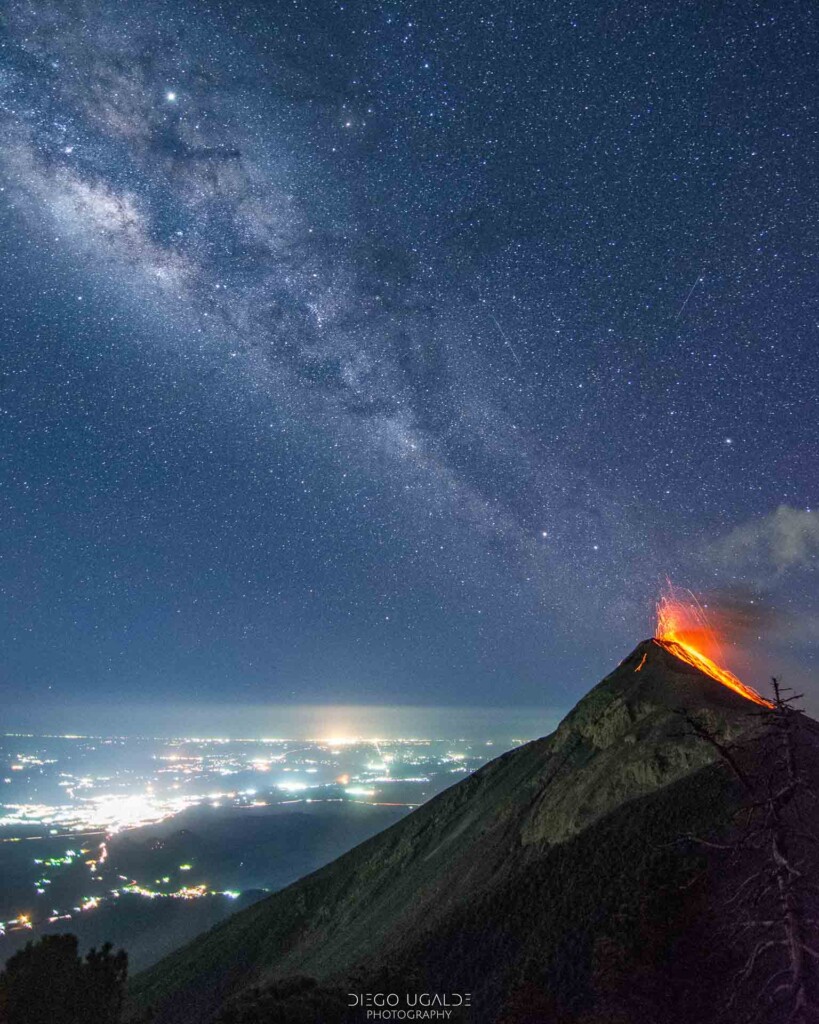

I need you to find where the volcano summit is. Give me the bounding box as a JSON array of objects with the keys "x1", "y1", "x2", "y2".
[{"x1": 128, "y1": 641, "x2": 819, "y2": 1024}]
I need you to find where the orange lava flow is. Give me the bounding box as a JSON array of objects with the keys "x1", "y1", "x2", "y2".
[{"x1": 654, "y1": 587, "x2": 772, "y2": 707}]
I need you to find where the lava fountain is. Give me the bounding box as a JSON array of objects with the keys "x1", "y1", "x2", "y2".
[{"x1": 653, "y1": 584, "x2": 772, "y2": 707}]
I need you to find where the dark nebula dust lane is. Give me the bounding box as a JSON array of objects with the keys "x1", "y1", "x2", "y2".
[{"x1": 0, "y1": 1, "x2": 817, "y2": 712}]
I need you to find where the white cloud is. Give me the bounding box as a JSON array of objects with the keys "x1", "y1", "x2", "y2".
[{"x1": 715, "y1": 505, "x2": 819, "y2": 575}]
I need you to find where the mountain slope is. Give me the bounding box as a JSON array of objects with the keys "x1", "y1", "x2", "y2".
[{"x1": 128, "y1": 640, "x2": 775, "y2": 1023}]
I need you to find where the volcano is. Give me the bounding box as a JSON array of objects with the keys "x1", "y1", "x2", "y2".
[{"x1": 128, "y1": 641, "x2": 819, "y2": 1024}]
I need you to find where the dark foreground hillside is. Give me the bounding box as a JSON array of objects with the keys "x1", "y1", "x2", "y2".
[{"x1": 128, "y1": 641, "x2": 819, "y2": 1024}]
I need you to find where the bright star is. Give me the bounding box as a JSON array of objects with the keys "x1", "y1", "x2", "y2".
[{"x1": 166, "y1": 91, "x2": 177, "y2": 102}]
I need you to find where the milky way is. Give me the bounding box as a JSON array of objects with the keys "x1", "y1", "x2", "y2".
[{"x1": 1, "y1": 1, "x2": 817, "y2": 712}]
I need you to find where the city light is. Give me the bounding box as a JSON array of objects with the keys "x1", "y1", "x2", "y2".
[{"x1": 0, "y1": 731, "x2": 496, "y2": 941}]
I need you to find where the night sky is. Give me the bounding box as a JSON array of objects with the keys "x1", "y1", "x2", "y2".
[{"x1": 1, "y1": 1, "x2": 817, "y2": 723}]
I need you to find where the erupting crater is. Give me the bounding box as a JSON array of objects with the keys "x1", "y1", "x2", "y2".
[{"x1": 652, "y1": 585, "x2": 773, "y2": 708}]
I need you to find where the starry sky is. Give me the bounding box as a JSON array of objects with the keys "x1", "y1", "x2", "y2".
[{"x1": 1, "y1": 0, "x2": 818, "y2": 724}]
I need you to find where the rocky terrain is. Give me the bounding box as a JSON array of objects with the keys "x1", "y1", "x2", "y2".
[{"x1": 128, "y1": 640, "x2": 817, "y2": 1023}]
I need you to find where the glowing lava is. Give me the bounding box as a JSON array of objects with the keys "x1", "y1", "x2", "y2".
[{"x1": 653, "y1": 586, "x2": 772, "y2": 707}]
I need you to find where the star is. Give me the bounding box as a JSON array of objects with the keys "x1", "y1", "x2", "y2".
[{"x1": 0, "y1": 0, "x2": 814, "y2": 716}]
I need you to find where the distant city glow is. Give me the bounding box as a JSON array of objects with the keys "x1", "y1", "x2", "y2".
[
  {"x1": 344, "y1": 786, "x2": 376, "y2": 797},
  {"x1": 0, "y1": 731, "x2": 510, "y2": 942}
]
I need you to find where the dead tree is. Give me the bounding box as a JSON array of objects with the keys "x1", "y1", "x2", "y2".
[{"x1": 679, "y1": 680, "x2": 819, "y2": 1024}]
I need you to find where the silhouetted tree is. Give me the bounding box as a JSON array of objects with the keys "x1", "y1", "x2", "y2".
[
  {"x1": 680, "y1": 680, "x2": 819, "y2": 1023},
  {"x1": 82, "y1": 942, "x2": 128, "y2": 1023},
  {"x1": 0, "y1": 933, "x2": 127, "y2": 1024}
]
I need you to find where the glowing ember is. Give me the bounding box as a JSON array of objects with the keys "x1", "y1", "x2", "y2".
[{"x1": 654, "y1": 585, "x2": 772, "y2": 707}]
